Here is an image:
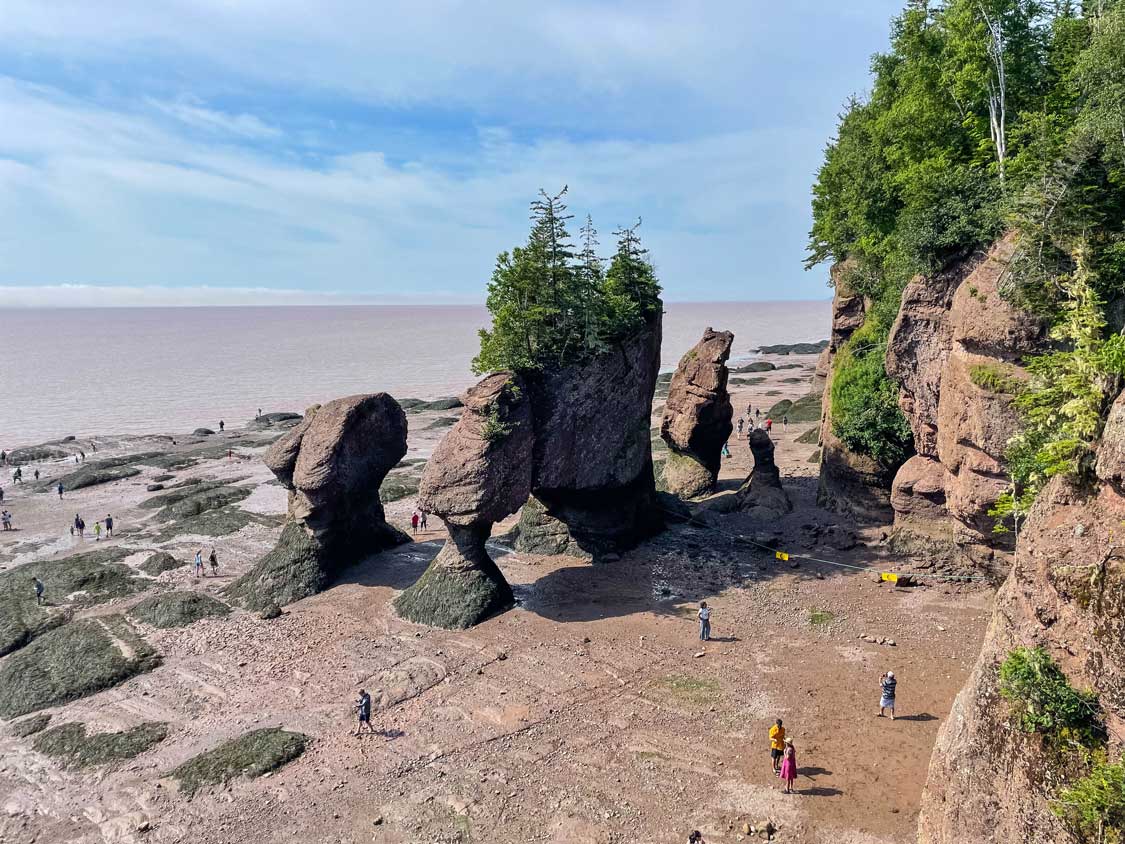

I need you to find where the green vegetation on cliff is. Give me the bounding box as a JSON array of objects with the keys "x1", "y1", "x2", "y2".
[
  {"x1": 473, "y1": 189, "x2": 661, "y2": 375},
  {"x1": 811, "y1": 0, "x2": 1125, "y2": 493}
]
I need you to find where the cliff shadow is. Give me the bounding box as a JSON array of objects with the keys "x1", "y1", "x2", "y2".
[{"x1": 334, "y1": 537, "x2": 517, "y2": 592}]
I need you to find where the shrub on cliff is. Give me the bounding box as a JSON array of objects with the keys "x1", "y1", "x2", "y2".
[
  {"x1": 999, "y1": 646, "x2": 1105, "y2": 749},
  {"x1": 1053, "y1": 759, "x2": 1125, "y2": 844},
  {"x1": 473, "y1": 189, "x2": 660, "y2": 375}
]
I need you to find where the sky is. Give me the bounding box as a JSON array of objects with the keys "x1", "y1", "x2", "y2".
[{"x1": 0, "y1": 1, "x2": 901, "y2": 306}]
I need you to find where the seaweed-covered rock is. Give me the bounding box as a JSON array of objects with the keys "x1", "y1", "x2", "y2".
[
  {"x1": 659, "y1": 328, "x2": 734, "y2": 498},
  {"x1": 9, "y1": 713, "x2": 51, "y2": 737},
  {"x1": 755, "y1": 340, "x2": 829, "y2": 355},
  {"x1": 193, "y1": 428, "x2": 216, "y2": 437},
  {"x1": 172, "y1": 727, "x2": 308, "y2": 797},
  {"x1": 229, "y1": 394, "x2": 409, "y2": 610},
  {"x1": 128, "y1": 591, "x2": 230, "y2": 628},
  {"x1": 0, "y1": 547, "x2": 141, "y2": 656},
  {"x1": 33, "y1": 721, "x2": 168, "y2": 767},
  {"x1": 396, "y1": 374, "x2": 531, "y2": 628},
  {"x1": 737, "y1": 430, "x2": 791, "y2": 516},
  {"x1": 140, "y1": 552, "x2": 183, "y2": 576},
  {"x1": 0, "y1": 617, "x2": 160, "y2": 718}
]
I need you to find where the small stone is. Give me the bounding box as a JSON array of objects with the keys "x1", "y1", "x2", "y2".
[
  {"x1": 497, "y1": 651, "x2": 508, "y2": 661},
  {"x1": 887, "y1": 639, "x2": 896, "y2": 646},
  {"x1": 693, "y1": 651, "x2": 706, "y2": 658},
  {"x1": 372, "y1": 816, "x2": 383, "y2": 826},
  {"x1": 743, "y1": 823, "x2": 752, "y2": 835}
]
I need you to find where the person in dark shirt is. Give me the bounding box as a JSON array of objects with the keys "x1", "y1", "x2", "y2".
[
  {"x1": 354, "y1": 689, "x2": 376, "y2": 737},
  {"x1": 33, "y1": 577, "x2": 44, "y2": 606}
]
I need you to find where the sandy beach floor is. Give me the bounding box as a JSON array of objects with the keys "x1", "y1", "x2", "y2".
[{"x1": 0, "y1": 357, "x2": 990, "y2": 844}]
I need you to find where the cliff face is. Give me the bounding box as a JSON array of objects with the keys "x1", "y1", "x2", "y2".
[
  {"x1": 918, "y1": 388, "x2": 1125, "y2": 844},
  {"x1": 816, "y1": 262, "x2": 895, "y2": 519},
  {"x1": 885, "y1": 234, "x2": 1046, "y2": 571}
]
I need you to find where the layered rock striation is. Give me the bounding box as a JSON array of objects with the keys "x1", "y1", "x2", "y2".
[
  {"x1": 918, "y1": 387, "x2": 1125, "y2": 844},
  {"x1": 228, "y1": 394, "x2": 409, "y2": 609},
  {"x1": 659, "y1": 328, "x2": 734, "y2": 498}
]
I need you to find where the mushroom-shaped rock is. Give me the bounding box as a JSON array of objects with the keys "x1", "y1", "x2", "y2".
[
  {"x1": 737, "y1": 429, "x2": 791, "y2": 516},
  {"x1": 395, "y1": 374, "x2": 532, "y2": 629},
  {"x1": 228, "y1": 394, "x2": 409, "y2": 610},
  {"x1": 514, "y1": 315, "x2": 664, "y2": 558},
  {"x1": 659, "y1": 327, "x2": 734, "y2": 498}
]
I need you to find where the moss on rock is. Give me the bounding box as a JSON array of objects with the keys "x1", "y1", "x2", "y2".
[
  {"x1": 0, "y1": 616, "x2": 161, "y2": 719},
  {"x1": 380, "y1": 472, "x2": 420, "y2": 503},
  {"x1": 128, "y1": 591, "x2": 230, "y2": 628},
  {"x1": 33, "y1": 721, "x2": 168, "y2": 767},
  {"x1": 171, "y1": 727, "x2": 308, "y2": 797},
  {"x1": 394, "y1": 541, "x2": 514, "y2": 630},
  {"x1": 9, "y1": 713, "x2": 51, "y2": 737}
]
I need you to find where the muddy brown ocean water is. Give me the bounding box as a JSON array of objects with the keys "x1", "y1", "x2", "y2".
[{"x1": 0, "y1": 300, "x2": 829, "y2": 445}]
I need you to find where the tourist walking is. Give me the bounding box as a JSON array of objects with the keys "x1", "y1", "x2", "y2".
[
  {"x1": 2, "y1": 510, "x2": 12, "y2": 531},
  {"x1": 57, "y1": 482, "x2": 64, "y2": 499},
  {"x1": 209, "y1": 547, "x2": 219, "y2": 576},
  {"x1": 33, "y1": 468, "x2": 39, "y2": 481},
  {"x1": 879, "y1": 671, "x2": 897, "y2": 719},
  {"x1": 782, "y1": 414, "x2": 789, "y2": 430},
  {"x1": 0, "y1": 450, "x2": 5, "y2": 464},
  {"x1": 688, "y1": 832, "x2": 705, "y2": 844},
  {"x1": 698, "y1": 601, "x2": 711, "y2": 641},
  {"x1": 13, "y1": 467, "x2": 23, "y2": 483},
  {"x1": 33, "y1": 576, "x2": 44, "y2": 605},
  {"x1": 780, "y1": 739, "x2": 798, "y2": 793},
  {"x1": 419, "y1": 510, "x2": 428, "y2": 530},
  {"x1": 737, "y1": 417, "x2": 744, "y2": 435},
  {"x1": 0, "y1": 486, "x2": 4, "y2": 504},
  {"x1": 74, "y1": 514, "x2": 85, "y2": 537},
  {"x1": 354, "y1": 688, "x2": 376, "y2": 736},
  {"x1": 105, "y1": 513, "x2": 114, "y2": 537},
  {"x1": 721, "y1": 441, "x2": 731, "y2": 458},
  {"x1": 219, "y1": 420, "x2": 225, "y2": 432},
  {"x1": 755, "y1": 408, "x2": 761, "y2": 421},
  {"x1": 411, "y1": 511, "x2": 419, "y2": 535},
  {"x1": 194, "y1": 549, "x2": 204, "y2": 577},
  {"x1": 769, "y1": 718, "x2": 786, "y2": 773},
  {"x1": 94, "y1": 520, "x2": 102, "y2": 541},
  {"x1": 764, "y1": 418, "x2": 773, "y2": 436}
]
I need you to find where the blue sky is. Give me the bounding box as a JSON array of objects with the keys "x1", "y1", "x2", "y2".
[{"x1": 0, "y1": 1, "x2": 901, "y2": 305}]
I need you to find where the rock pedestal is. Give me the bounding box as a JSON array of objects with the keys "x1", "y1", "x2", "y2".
[
  {"x1": 395, "y1": 374, "x2": 532, "y2": 629},
  {"x1": 228, "y1": 394, "x2": 409, "y2": 610},
  {"x1": 659, "y1": 328, "x2": 734, "y2": 498},
  {"x1": 737, "y1": 429, "x2": 791, "y2": 517}
]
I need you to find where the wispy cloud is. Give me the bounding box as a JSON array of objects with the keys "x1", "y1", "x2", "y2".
[{"x1": 0, "y1": 1, "x2": 901, "y2": 305}]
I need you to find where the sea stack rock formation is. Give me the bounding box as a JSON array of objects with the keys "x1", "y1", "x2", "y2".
[
  {"x1": 816, "y1": 262, "x2": 893, "y2": 518},
  {"x1": 395, "y1": 374, "x2": 533, "y2": 629},
  {"x1": 514, "y1": 314, "x2": 664, "y2": 558},
  {"x1": 918, "y1": 386, "x2": 1125, "y2": 844},
  {"x1": 886, "y1": 234, "x2": 1046, "y2": 570},
  {"x1": 659, "y1": 328, "x2": 734, "y2": 498},
  {"x1": 228, "y1": 394, "x2": 409, "y2": 610},
  {"x1": 737, "y1": 429, "x2": 791, "y2": 517},
  {"x1": 403, "y1": 314, "x2": 665, "y2": 628}
]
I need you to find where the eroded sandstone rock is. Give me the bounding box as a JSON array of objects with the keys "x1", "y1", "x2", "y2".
[
  {"x1": 395, "y1": 374, "x2": 531, "y2": 629},
  {"x1": 737, "y1": 430, "x2": 791, "y2": 517},
  {"x1": 919, "y1": 388, "x2": 1125, "y2": 844},
  {"x1": 228, "y1": 394, "x2": 408, "y2": 609},
  {"x1": 659, "y1": 328, "x2": 734, "y2": 498}
]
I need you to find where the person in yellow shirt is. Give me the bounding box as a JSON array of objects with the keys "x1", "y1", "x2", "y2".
[{"x1": 769, "y1": 718, "x2": 786, "y2": 774}]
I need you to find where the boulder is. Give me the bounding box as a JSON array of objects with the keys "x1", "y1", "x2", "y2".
[
  {"x1": 192, "y1": 428, "x2": 215, "y2": 437},
  {"x1": 737, "y1": 429, "x2": 791, "y2": 516},
  {"x1": 395, "y1": 374, "x2": 532, "y2": 629},
  {"x1": 228, "y1": 394, "x2": 409, "y2": 610},
  {"x1": 919, "y1": 406, "x2": 1125, "y2": 842},
  {"x1": 659, "y1": 328, "x2": 734, "y2": 498}
]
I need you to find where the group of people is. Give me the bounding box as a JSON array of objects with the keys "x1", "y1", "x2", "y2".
[
  {"x1": 410, "y1": 509, "x2": 429, "y2": 534},
  {"x1": 735, "y1": 406, "x2": 788, "y2": 439},
  {"x1": 71, "y1": 513, "x2": 115, "y2": 540},
  {"x1": 1, "y1": 509, "x2": 13, "y2": 530},
  {"x1": 193, "y1": 548, "x2": 220, "y2": 577}
]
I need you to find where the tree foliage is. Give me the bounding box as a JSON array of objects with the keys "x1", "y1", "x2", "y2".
[
  {"x1": 999, "y1": 646, "x2": 1105, "y2": 749},
  {"x1": 473, "y1": 189, "x2": 661, "y2": 375},
  {"x1": 811, "y1": 0, "x2": 1125, "y2": 488}
]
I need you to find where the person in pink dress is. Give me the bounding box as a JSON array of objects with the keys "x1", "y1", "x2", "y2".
[{"x1": 779, "y1": 738, "x2": 797, "y2": 793}]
